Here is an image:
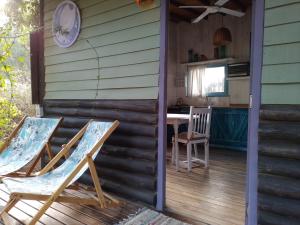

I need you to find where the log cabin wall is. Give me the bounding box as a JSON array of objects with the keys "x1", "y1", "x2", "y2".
[
  {"x1": 258, "y1": 105, "x2": 300, "y2": 224},
  {"x1": 43, "y1": 99, "x2": 158, "y2": 205},
  {"x1": 258, "y1": 1, "x2": 300, "y2": 224},
  {"x1": 41, "y1": 0, "x2": 162, "y2": 206}
]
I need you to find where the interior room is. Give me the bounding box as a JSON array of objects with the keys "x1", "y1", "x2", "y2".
[{"x1": 166, "y1": 0, "x2": 252, "y2": 224}]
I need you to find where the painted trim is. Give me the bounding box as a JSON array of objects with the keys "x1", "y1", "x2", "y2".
[
  {"x1": 246, "y1": 0, "x2": 265, "y2": 224},
  {"x1": 156, "y1": 0, "x2": 168, "y2": 211}
]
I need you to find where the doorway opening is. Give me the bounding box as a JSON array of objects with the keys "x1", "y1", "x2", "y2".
[{"x1": 165, "y1": 1, "x2": 253, "y2": 224}]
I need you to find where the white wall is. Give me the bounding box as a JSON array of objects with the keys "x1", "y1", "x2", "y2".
[{"x1": 167, "y1": 8, "x2": 252, "y2": 107}]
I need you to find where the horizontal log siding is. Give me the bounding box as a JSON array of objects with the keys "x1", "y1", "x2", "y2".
[
  {"x1": 262, "y1": 0, "x2": 300, "y2": 104},
  {"x1": 43, "y1": 100, "x2": 158, "y2": 205},
  {"x1": 258, "y1": 105, "x2": 300, "y2": 225},
  {"x1": 43, "y1": 0, "x2": 160, "y2": 100}
]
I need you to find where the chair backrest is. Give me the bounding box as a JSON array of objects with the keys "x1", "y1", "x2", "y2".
[
  {"x1": 45, "y1": 121, "x2": 118, "y2": 186},
  {"x1": 187, "y1": 106, "x2": 212, "y2": 139},
  {"x1": 0, "y1": 117, "x2": 61, "y2": 173}
]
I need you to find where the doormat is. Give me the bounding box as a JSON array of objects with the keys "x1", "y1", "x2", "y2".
[{"x1": 116, "y1": 208, "x2": 191, "y2": 225}]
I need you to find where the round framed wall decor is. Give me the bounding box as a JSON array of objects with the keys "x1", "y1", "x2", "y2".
[{"x1": 52, "y1": 0, "x2": 81, "y2": 48}]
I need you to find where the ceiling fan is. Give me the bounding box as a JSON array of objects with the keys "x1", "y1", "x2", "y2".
[{"x1": 180, "y1": 0, "x2": 245, "y2": 23}]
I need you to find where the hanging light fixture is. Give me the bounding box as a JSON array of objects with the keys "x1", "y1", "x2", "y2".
[
  {"x1": 135, "y1": 0, "x2": 155, "y2": 9},
  {"x1": 213, "y1": 15, "x2": 232, "y2": 46},
  {"x1": 213, "y1": 27, "x2": 232, "y2": 46}
]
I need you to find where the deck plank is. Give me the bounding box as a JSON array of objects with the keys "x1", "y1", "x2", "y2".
[
  {"x1": 166, "y1": 147, "x2": 246, "y2": 225},
  {"x1": 0, "y1": 184, "x2": 141, "y2": 225}
]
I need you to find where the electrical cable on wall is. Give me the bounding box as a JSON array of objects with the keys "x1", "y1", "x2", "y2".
[{"x1": 86, "y1": 39, "x2": 101, "y2": 99}]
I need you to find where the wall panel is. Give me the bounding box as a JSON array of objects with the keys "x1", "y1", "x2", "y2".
[
  {"x1": 43, "y1": 0, "x2": 161, "y2": 100},
  {"x1": 262, "y1": 1, "x2": 300, "y2": 105}
]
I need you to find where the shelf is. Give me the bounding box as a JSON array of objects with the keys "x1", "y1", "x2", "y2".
[
  {"x1": 227, "y1": 76, "x2": 250, "y2": 81},
  {"x1": 181, "y1": 58, "x2": 235, "y2": 66}
]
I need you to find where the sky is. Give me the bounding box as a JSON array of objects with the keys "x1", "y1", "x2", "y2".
[{"x1": 0, "y1": 0, "x2": 8, "y2": 27}]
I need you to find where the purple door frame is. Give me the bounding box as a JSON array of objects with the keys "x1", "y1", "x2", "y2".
[
  {"x1": 246, "y1": 0, "x2": 265, "y2": 225},
  {"x1": 157, "y1": 0, "x2": 169, "y2": 211},
  {"x1": 157, "y1": 1, "x2": 265, "y2": 225}
]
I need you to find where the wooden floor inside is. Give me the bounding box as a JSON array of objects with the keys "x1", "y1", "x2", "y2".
[
  {"x1": 166, "y1": 147, "x2": 246, "y2": 225},
  {"x1": 0, "y1": 185, "x2": 141, "y2": 225}
]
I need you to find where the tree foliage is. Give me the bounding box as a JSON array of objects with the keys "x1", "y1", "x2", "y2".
[
  {"x1": 4, "y1": 0, "x2": 40, "y2": 29},
  {"x1": 0, "y1": 0, "x2": 39, "y2": 142}
]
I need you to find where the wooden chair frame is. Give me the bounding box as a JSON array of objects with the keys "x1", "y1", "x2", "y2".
[
  {"x1": 0, "y1": 120, "x2": 120, "y2": 225},
  {"x1": 172, "y1": 107, "x2": 212, "y2": 171},
  {"x1": 0, "y1": 116, "x2": 63, "y2": 177}
]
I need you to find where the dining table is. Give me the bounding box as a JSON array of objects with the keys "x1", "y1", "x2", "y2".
[{"x1": 167, "y1": 113, "x2": 190, "y2": 170}]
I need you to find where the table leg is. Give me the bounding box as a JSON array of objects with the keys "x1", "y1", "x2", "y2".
[{"x1": 173, "y1": 122, "x2": 179, "y2": 171}]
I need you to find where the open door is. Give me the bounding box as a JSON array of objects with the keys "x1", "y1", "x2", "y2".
[{"x1": 157, "y1": 1, "x2": 265, "y2": 225}]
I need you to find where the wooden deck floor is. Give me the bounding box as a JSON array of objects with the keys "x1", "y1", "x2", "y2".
[
  {"x1": 0, "y1": 185, "x2": 141, "y2": 225},
  {"x1": 165, "y1": 147, "x2": 246, "y2": 225}
]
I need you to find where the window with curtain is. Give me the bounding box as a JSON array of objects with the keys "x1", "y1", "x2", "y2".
[{"x1": 185, "y1": 65, "x2": 227, "y2": 97}]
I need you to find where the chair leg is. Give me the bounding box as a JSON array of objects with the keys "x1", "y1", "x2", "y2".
[
  {"x1": 187, "y1": 143, "x2": 192, "y2": 172},
  {"x1": 87, "y1": 156, "x2": 106, "y2": 208},
  {"x1": 204, "y1": 142, "x2": 209, "y2": 168},
  {"x1": 0, "y1": 198, "x2": 18, "y2": 217},
  {"x1": 171, "y1": 139, "x2": 175, "y2": 165},
  {"x1": 28, "y1": 197, "x2": 55, "y2": 225},
  {"x1": 175, "y1": 141, "x2": 179, "y2": 171},
  {"x1": 193, "y1": 144, "x2": 198, "y2": 159}
]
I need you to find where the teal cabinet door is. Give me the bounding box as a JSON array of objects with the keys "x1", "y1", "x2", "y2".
[{"x1": 210, "y1": 108, "x2": 248, "y2": 151}]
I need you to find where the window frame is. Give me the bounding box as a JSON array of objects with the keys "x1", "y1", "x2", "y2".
[{"x1": 204, "y1": 64, "x2": 229, "y2": 97}]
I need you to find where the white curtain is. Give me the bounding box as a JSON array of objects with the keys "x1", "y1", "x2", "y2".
[
  {"x1": 185, "y1": 66, "x2": 205, "y2": 97},
  {"x1": 186, "y1": 65, "x2": 226, "y2": 97}
]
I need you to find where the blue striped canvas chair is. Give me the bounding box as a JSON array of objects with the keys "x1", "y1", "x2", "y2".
[
  {"x1": 0, "y1": 120, "x2": 120, "y2": 225},
  {"x1": 0, "y1": 116, "x2": 62, "y2": 177}
]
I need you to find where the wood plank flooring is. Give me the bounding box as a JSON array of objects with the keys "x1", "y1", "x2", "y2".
[
  {"x1": 0, "y1": 185, "x2": 141, "y2": 225},
  {"x1": 165, "y1": 147, "x2": 246, "y2": 225}
]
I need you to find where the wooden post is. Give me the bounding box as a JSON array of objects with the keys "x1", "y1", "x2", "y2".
[
  {"x1": 157, "y1": 0, "x2": 169, "y2": 211},
  {"x1": 246, "y1": 0, "x2": 265, "y2": 224}
]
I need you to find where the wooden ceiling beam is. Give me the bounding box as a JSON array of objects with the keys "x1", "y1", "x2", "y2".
[
  {"x1": 199, "y1": 0, "x2": 211, "y2": 6},
  {"x1": 230, "y1": 0, "x2": 246, "y2": 12},
  {"x1": 169, "y1": 3, "x2": 199, "y2": 23},
  {"x1": 171, "y1": 0, "x2": 202, "y2": 16},
  {"x1": 170, "y1": 13, "x2": 192, "y2": 23}
]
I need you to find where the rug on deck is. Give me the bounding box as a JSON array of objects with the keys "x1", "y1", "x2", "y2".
[{"x1": 116, "y1": 208, "x2": 190, "y2": 225}]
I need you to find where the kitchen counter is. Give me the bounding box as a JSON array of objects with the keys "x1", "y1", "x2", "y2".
[{"x1": 167, "y1": 106, "x2": 248, "y2": 151}]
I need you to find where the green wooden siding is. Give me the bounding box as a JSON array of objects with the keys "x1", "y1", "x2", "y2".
[
  {"x1": 44, "y1": 0, "x2": 160, "y2": 100},
  {"x1": 262, "y1": 0, "x2": 300, "y2": 104}
]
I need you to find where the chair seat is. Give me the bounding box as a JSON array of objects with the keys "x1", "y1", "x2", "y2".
[
  {"x1": 173, "y1": 132, "x2": 207, "y2": 144},
  {"x1": 0, "y1": 117, "x2": 61, "y2": 176}
]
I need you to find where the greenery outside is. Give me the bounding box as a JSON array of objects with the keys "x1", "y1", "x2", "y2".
[{"x1": 0, "y1": 0, "x2": 39, "y2": 145}]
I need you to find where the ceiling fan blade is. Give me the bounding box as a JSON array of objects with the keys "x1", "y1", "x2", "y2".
[
  {"x1": 219, "y1": 8, "x2": 245, "y2": 17},
  {"x1": 179, "y1": 6, "x2": 209, "y2": 9},
  {"x1": 215, "y1": 0, "x2": 230, "y2": 6},
  {"x1": 192, "y1": 10, "x2": 210, "y2": 23}
]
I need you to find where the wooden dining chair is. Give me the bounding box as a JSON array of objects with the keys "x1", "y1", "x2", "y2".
[{"x1": 172, "y1": 106, "x2": 212, "y2": 171}]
